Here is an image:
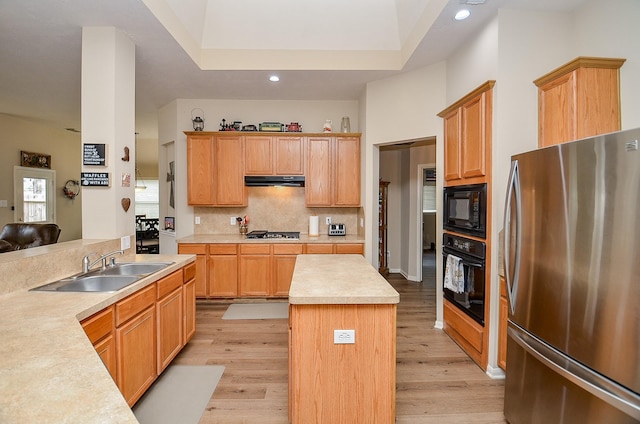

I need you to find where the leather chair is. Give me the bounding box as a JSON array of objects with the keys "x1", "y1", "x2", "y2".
[{"x1": 0, "y1": 223, "x2": 61, "y2": 253}]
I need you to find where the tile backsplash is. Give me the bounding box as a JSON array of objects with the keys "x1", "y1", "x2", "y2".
[{"x1": 194, "y1": 187, "x2": 360, "y2": 235}]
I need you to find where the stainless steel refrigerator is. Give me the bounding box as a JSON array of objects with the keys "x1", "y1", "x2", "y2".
[{"x1": 503, "y1": 128, "x2": 640, "y2": 423}]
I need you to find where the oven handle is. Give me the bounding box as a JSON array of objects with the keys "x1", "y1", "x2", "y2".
[{"x1": 442, "y1": 251, "x2": 484, "y2": 268}]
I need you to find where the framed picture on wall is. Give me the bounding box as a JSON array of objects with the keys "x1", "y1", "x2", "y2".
[
  {"x1": 164, "y1": 216, "x2": 175, "y2": 231},
  {"x1": 21, "y1": 151, "x2": 51, "y2": 168}
]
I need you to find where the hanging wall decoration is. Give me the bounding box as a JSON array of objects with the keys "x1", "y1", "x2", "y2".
[
  {"x1": 121, "y1": 197, "x2": 131, "y2": 212},
  {"x1": 21, "y1": 151, "x2": 51, "y2": 168},
  {"x1": 167, "y1": 161, "x2": 175, "y2": 208},
  {"x1": 63, "y1": 180, "x2": 81, "y2": 201}
]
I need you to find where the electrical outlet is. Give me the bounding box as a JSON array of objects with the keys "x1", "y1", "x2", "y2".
[
  {"x1": 230, "y1": 216, "x2": 237, "y2": 225},
  {"x1": 334, "y1": 329, "x2": 355, "y2": 344},
  {"x1": 326, "y1": 217, "x2": 331, "y2": 225},
  {"x1": 195, "y1": 216, "x2": 201, "y2": 225}
]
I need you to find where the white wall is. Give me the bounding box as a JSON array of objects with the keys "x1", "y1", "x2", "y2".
[{"x1": 379, "y1": 150, "x2": 402, "y2": 272}]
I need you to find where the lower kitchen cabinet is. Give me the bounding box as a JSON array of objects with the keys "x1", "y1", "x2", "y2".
[
  {"x1": 81, "y1": 306, "x2": 117, "y2": 381},
  {"x1": 443, "y1": 299, "x2": 485, "y2": 367},
  {"x1": 156, "y1": 271, "x2": 183, "y2": 373},
  {"x1": 115, "y1": 284, "x2": 157, "y2": 407},
  {"x1": 208, "y1": 244, "x2": 238, "y2": 297},
  {"x1": 183, "y1": 263, "x2": 197, "y2": 343},
  {"x1": 273, "y1": 244, "x2": 303, "y2": 296},
  {"x1": 239, "y1": 244, "x2": 271, "y2": 296},
  {"x1": 177, "y1": 243, "x2": 207, "y2": 297}
]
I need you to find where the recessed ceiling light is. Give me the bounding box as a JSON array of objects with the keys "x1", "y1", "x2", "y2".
[
  {"x1": 269, "y1": 75, "x2": 280, "y2": 82},
  {"x1": 454, "y1": 9, "x2": 471, "y2": 20}
]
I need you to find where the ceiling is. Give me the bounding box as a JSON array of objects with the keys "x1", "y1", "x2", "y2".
[{"x1": 0, "y1": 0, "x2": 586, "y2": 148}]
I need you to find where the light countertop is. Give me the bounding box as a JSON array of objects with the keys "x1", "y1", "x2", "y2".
[
  {"x1": 177, "y1": 233, "x2": 364, "y2": 244},
  {"x1": 289, "y1": 254, "x2": 399, "y2": 305},
  {"x1": 0, "y1": 254, "x2": 195, "y2": 423}
]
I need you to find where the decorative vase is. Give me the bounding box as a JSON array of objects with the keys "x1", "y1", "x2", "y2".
[
  {"x1": 323, "y1": 119, "x2": 332, "y2": 133},
  {"x1": 340, "y1": 116, "x2": 351, "y2": 133},
  {"x1": 239, "y1": 224, "x2": 248, "y2": 235}
]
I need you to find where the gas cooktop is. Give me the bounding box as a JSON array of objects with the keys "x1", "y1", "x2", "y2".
[{"x1": 245, "y1": 230, "x2": 300, "y2": 239}]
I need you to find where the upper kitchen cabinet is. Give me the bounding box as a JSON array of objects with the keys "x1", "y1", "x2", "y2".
[
  {"x1": 244, "y1": 134, "x2": 305, "y2": 176},
  {"x1": 306, "y1": 135, "x2": 361, "y2": 207},
  {"x1": 438, "y1": 81, "x2": 494, "y2": 186},
  {"x1": 185, "y1": 132, "x2": 247, "y2": 207},
  {"x1": 534, "y1": 57, "x2": 625, "y2": 148}
]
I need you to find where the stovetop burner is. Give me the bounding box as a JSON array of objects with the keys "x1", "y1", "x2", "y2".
[{"x1": 246, "y1": 230, "x2": 300, "y2": 239}]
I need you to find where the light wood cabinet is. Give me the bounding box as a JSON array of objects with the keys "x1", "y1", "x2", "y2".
[
  {"x1": 156, "y1": 271, "x2": 183, "y2": 373},
  {"x1": 272, "y1": 244, "x2": 303, "y2": 296},
  {"x1": 443, "y1": 299, "x2": 485, "y2": 367},
  {"x1": 306, "y1": 135, "x2": 360, "y2": 207},
  {"x1": 438, "y1": 81, "x2": 494, "y2": 185},
  {"x1": 183, "y1": 262, "x2": 197, "y2": 343},
  {"x1": 534, "y1": 57, "x2": 625, "y2": 147},
  {"x1": 186, "y1": 133, "x2": 215, "y2": 205},
  {"x1": 305, "y1": 243, "x2": 364, "y2": 255},
  {"x1": 239, "y1": 244, "x2": 271, "y2": 296},
  {"x1": 208, "y1": 244, "x2": 238, "y2": 297},
  {"x1": 185, "y1": 132, "x2": 247, "y2": 206},
  {"x1": 244, "y1": 135, "x2": 273, "y2": 175},
  {"x1": 81, "y1": 306, "x2": 117, "y2": 382},
  {"x1": 275, "y1": 136, "x2": 304, "y2": 175},
  {"x1": 498, "y1": 276, "x2": 508, "y2": 370},
  {"x1": 244, "y1": 135, "x2": 305, "y2": 176},
  {"x1": 115, "y1": 284, "x2": 157, "y2": 406},
  {"x1": 177, "y1": 243, "x2": 207, "y2": 297}
]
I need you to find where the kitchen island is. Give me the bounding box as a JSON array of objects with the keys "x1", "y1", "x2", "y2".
[
  {"x1": 288, "y1": 254, "x2": 399, "y2": 423},
  {"x1": 0, "y1": 245, "x2": 195, "y2": 423}
]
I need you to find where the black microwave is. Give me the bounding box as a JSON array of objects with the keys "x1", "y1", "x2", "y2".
[{"x1": 443, "y1": 183, "x2": 486, "y2": 238}]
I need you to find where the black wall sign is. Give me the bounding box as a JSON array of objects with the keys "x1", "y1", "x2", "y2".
[
  {"x1": 81, "y1": 172, "x2": 110, "y2": 187},
  {"x1": 83, "y1": 143, "x2": 107, "y2": 166}
]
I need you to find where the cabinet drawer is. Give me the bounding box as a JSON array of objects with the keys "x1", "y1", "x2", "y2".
[
  {"x1": 335, "y1": 244, "x2": 364, "y2": 255},
  {"x1": 273, "y1": 244, "x2": 303, "y2": 255},
  {"x1": 305, "y1": 244, "x2": 334, "y2": 254},
  {"x1": 157, "y1": 270, "x2": 182, "y2": 299},
  {"x1": 209, "y1": 244, "x2": 237, "y2": 255},
  {"x1": 183, "y1": 262, "x2": 196, "y2": 282},
  {"x1": 240, "y1": 244, "x2": 271, "y2": 254},
  {"x1": 82, "y1": 306, "x2": 114, "y2": 344},
  {"x1": 116, "y1": 284, "x2": 156, "y2": 326},
  {"x1": 178, "y1": 244, "x2": 207, "y2": 255}
]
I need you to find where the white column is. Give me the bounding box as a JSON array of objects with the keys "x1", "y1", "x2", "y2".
[{"x1": 81, "y1": 27, "x2": 135, "y2": 241}]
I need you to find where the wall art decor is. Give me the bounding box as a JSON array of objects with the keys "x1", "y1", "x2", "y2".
[{"x1": 21, "y1": 151, "x2": 51, "y2": 168}]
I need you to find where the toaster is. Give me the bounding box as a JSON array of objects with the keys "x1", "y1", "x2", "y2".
[{"x1": 328, "y1": 223, "x2": 346, "y2": 236}]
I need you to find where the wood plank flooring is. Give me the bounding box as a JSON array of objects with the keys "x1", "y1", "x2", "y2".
[{"x1": 172, "y1": 257, "x2": 506, "y2": 423}]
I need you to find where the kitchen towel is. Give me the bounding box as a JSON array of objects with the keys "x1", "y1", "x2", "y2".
[
  {"x1": 309, "y1": 215, "x2": 319, "y2": 236},
  {"x1": 444, "y1": 254, "x2": 465, "y2": 294}
]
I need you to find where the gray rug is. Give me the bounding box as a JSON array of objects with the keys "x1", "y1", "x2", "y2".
[
  {"x1": 222, "y1": 302, "x2": 289, "y2": 320},
  {"x1": 133, "y1": 365, "x2": 225, "y2": 424}
]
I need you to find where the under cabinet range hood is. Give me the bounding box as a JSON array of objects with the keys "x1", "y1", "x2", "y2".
[{"x1": 244, "y1": 176, "x2": 305, "y2": 187}]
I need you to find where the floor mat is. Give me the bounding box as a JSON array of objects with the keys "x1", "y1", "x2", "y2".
[
  {"x1": 133, "y1": 365, "x2": 224, "y2": 424},
  {"x1": 222, "y1": 302, "x2": 289, "y2": 320}
]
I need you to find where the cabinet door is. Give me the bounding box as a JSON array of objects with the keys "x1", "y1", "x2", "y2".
[
  {"x1": 575, "y1": 66, "x2": 621, "y2": 140},
  {"x1": 273, "y1": 244, "x2": 303, "y2": 296},
  {"x1": 275, "y1": 136, "x2": 304, "y2": 175},
  {"x1": 239, "y1": 244, "x2": 271, "y2": 296},
  {"x1": 183, "y1": 277, "x2": 196, "y2": 343},
  {"x1": 93, "y1": 335, "x2": 117, "y2": 382},
  {"x1": 245, "y1": 136, "x2": 273, "y2": 175},
  {"x1": 335, "y1": 243, "x2": 364, "y2": 255},
  {"x1": 461, "y1": 92, "x2": 487, "y2": 179},
  {"x1": 81, "y1": 307, "x2": 116, "y2": 381},
  {"x1": 443, "y1": 109, "x2": 461, "y2": 181},
  {"x1": 305, "y1": 137, "x2": 332, "y2": 206},
  {"x1": 177, "y1": 244, "x2": 207, "y2": 297},
  {"x1": 334, "y1": 136, "x2": 360, "y2": 206},
  {"x1": 116, "y1": 305, "x2": 156, "y2": 406},
  {"x1": 305, "y1": 243, "x2": 334, "y2": 254},
  {"x1": 186, "y1": 134, "x2": 215, "y2": 205},
  {"x1": 538, "y1": 72, "x2": 576, "y2": 148},
  {"x1": 209, "y1": 254, "x2": 238, "y2": 297},
  {"x1": 214, "y1": 135, "x2": 247, "y2": 206},
  {"x1": 157, "y1": 287, "x2": 183, "y2": 373}
]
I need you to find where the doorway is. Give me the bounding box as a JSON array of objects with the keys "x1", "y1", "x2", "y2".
[
  {"x1": 13, "y1": 166, "x2": 56, "y2": 223},
  {"x1": 421, "y1": 167, "x2": 436, "y2": 284}
]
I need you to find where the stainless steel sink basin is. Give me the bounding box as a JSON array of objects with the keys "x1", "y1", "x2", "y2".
[
  {"x1": 56, "y1": 275, "x2": 141, "y2": 292},
  {"x1": 31, "y1": 261, "x2": 174, "y2": 292},
  {"x1": 99, "y1": 262, "x2": 173, "y2": 276}
]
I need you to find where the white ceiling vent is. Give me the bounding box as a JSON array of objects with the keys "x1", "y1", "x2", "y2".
[{"x1": 461, "y1": 0, "x2": 487, "y2": 4}]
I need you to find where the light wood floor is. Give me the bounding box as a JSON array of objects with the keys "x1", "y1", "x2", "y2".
[{"x1": 173, "y1": 260, "x2": 506, "y2": 423}]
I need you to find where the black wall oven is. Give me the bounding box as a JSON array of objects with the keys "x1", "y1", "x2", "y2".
[
  {"x1": 442, "y1": 233, "x2": 486, "y2": 325},
  {"x1": 443, "y1": 183, "x2": 487, "y2": 238}
]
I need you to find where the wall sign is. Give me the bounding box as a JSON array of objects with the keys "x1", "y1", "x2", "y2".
[
  {"x1": 81, "y1": 172, "x2": 110, "y2": 187},
  {"x1": 83, "y1": 143, "x2": 107, "y2": 166}
]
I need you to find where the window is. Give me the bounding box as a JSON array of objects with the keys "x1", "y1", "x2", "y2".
[
  {"x1": 422, "y1": 168, "x2": 436, "y2": 213},
  {"x1": 135, "y1": 179, "x2": 159, "y2": 218},
  {"x1": 14, "y1": 166, "x2": 56, "y2": 223}
]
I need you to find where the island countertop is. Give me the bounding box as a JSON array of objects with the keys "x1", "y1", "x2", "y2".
[
  {"x1": 0, "y1": 253, "x2": 195, "y2": 424},
  {"x1": 288, "y1": 254, "x2": 399, "y2": 305}
]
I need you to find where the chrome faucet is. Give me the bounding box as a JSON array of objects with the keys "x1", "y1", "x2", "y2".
[{"x1": 82, "y1": 250, "x2": 125, "y2": 273}]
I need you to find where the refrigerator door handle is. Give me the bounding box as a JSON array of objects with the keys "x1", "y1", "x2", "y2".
[
  {"x1": 503, "y1": 160, "x2": 522, "y2": 315},
  {"x1": 509, "y1": 323, "x2": 640, "y2": 421}
]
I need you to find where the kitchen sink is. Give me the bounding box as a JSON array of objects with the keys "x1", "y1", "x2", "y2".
[{"x1": 31, "y1": 261, "x2": 174, "y2": 292}]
